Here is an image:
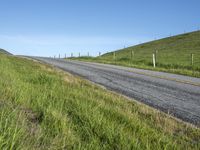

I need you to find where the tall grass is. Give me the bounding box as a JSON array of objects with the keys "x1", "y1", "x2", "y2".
[{"x1": 0, "y1": 54, "x2": 200, "y2": 149}]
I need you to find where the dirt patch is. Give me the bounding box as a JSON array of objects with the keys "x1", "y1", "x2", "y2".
[
  {"x1": 20, "y1": 107, "x2": 44, "y2": 135},
  {"x1": 0, "y1": 100, "x2": 43, "y2": 135},
  {"x1": 21, "y1": 108, "x2": 44, "y2": 124}
]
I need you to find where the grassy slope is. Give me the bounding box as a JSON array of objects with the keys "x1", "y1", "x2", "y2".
[
  {"x1": 0, "y1": 53, "x2": 200, "y2": 149},
  {"x1": 72, "y1": 31, "x2": 200, "y2": 77},
  {"x1": 0, "y1": 48, "x2": 12, "y2": 55}
]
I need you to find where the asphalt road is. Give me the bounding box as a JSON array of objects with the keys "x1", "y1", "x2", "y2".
[{"x1": 34, "y1": 57, "x2": 200, "y2": 126}]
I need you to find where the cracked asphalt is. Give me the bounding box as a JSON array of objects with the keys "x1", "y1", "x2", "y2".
[{"x1": 33, "y1": 57, "x2": 200, "y2": 126}]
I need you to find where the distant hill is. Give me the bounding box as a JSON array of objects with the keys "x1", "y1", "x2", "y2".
[
  {"x1": 73, "y1": 30, "x2": 200, "y2": 77},
  {"x1": 101, "y1": 30, "x2": 200, "y2": 67},
  {"x1": 0, "y1": 48, "x2": 12, "y2": 55}
]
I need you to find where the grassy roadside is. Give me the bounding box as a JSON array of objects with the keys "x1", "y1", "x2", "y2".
[
  {"x1": 70, "y1": 31, "x2": 200, "y2": 78},
  {"x1": 0, "y1": 53, "x2": 200, "y2": 149}
]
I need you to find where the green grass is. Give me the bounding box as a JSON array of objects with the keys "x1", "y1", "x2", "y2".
[
  {"x1": 71, "y1": 31, "x2": 200, "y2": 77},
  {"x1": 0, "y1": 53, "x2": 200, "y2": 149}
]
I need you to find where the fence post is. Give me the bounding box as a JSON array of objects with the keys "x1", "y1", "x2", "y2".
[
  {"x1": 191, "y1": 53, "x2": 194, "y2": 65},
  {"x1": 99, "y1": 52, "x2": 101, "y2": 56},
  {"x1": 71, "y1": 53, "x2": 73, "y2": 57},
  {"x1": 88, "y1": 52, "x2": 89, "y2": 57},
  {"x1": 153, "y1": 53, "x2": 156, "y2": 68},
  {"x1": 59, "y1": 54, "x2": 60, "y2": 59}
]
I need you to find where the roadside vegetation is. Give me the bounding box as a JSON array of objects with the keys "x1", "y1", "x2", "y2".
[
  {"x1": 0, "y1": 53, "x2": 200, "y2": 149},
  {"x1": 71, "y1": 31, "x2": 200, "y2": 78}
]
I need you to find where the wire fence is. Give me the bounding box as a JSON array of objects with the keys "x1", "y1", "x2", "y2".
[{"x1": 53, "y1": 31, "x2": 200, "y2": 69}]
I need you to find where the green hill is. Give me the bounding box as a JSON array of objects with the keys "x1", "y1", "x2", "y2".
[
  {"x1": 102, "y1": 30, "x2": 200, "y2": 66},
  {"x1": 73, "y1": 31, "x2": 200, "y2": 77},
  {"x1": 0, "y1": 48, "x2": 12, "y2": 55}
]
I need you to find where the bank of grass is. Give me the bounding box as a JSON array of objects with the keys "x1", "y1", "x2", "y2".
[
  {"x1": 0, "y1": 53, "x2": 200, "y2": 149},
  {"x1": 0, "y1": 48, "x2": 12, "y2": 55},
  {"x1": 71, "y1": 31, "x2": 200, "y2": 77}
]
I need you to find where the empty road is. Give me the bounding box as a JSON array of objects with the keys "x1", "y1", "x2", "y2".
[{"x1": 34, "y1": 57, "x2": 200, "y2": 126}]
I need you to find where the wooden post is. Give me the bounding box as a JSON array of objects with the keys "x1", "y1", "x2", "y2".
[
  {"x1": 191, "y1": 53, "x2": 194, "y2": 65},
  {"x1": 88, "y1": 52, "x2": 89, "y2": 57},
  {"x1": 153, "y1": 53, "x2": 156, "y2": 68},
  {"x1": 59, "y1": 54, "x2": 60, "y2": 59},
  {"x1": 99, "y1": 52, "x2": 101, "y2": 56},
  {"x1": 71, "y1": 53, "x2": 73, "y2": 57}
]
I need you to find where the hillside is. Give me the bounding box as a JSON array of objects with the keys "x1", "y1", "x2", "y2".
[
  {"x1": 0, "y1": 48, "x2": 12, "y2": 55},
  {"x1": 0, "y1": 54, "x2": 200, "y2": 149},
  {"x1": 103, "y1": 31, "x2": 200, "y2": 64},
  {"x1": 73, "y1": 31, "x2": 200, "y2": 77}
]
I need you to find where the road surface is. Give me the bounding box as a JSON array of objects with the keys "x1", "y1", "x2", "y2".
[{"x1": 33, "y1": 57, "x2": 200, "y2": 126}]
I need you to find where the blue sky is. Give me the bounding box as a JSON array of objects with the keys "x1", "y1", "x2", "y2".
[{"x1": 0, "y1": 0, "x2": 199, "y2": 57}]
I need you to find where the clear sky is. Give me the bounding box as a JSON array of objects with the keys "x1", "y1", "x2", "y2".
[{"x1": 0, "y1": 0, "x2": 199, "y2": 57}]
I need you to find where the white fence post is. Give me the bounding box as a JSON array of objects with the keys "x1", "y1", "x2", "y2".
[
  {"x1": 153, "y1": 53, "x2": 156, "y2": 68},
  {"x1": 191, "y1": 53, "x2": 194, "y2": 65}
]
